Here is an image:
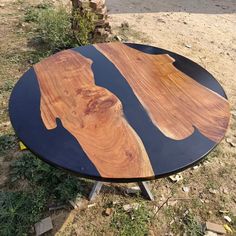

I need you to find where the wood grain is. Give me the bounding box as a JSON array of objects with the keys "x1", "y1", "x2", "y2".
[
  {"x1": 95, "y1": 42, "x2": 230, "y2": 142},
  {"x1": 33, "y1": 49, "x2": 154, "y2": 178}
]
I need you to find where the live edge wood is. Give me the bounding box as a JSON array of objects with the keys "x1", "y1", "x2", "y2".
[
  {"x1": 34, "y1": 50, "x2": 154, "y2": 178},
  {"x1": 95, "y1": 43, "x2": 230, "y2": 142}
]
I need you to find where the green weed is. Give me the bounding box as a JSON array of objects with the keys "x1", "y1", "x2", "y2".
[
  {"x1": 0, "y1": 190, "x2": 45, "y2": 236},
  {"x1": 183, "y1": 213, "x2": 204, "y2": 236},
  {"x1": 24, "y1": 2, "x2": 53, "y2": 23},
  {"x1": 111, "y1": 203, "x2": 151, "y2": 236},
  {"x1": 0, "y1": 134, "x2": 17, "y2": 153},
  {"x1": 10, "y1": 152, "x2": 85, "y2": 203}
]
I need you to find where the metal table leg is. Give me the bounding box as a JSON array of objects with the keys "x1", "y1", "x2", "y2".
[
  {"x1": 88, "y1": 181, "x2": 103, "y2": 201},
  {"x1": 88, "y1": 181, "x2": 154, "y2": 201},
  {"x1": 137, "y1": 182, "x2": 154, "y2": 201}
]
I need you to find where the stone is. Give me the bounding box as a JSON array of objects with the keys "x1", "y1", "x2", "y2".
[
  {"x1": 226, "y1": 137, "x2": 236, "y2": 147},
  {"x1": 123, "y1": 203, "x2": 140, "y2": 212},
  {"x1": 35, "y1": 217, "x2": 53, "y2": 236},
  {"x1": 223, "y1": 215, "x2": 232, "y2": 223},
  {"x1": 205, "y1": 221, "x2": 226, "y2": 235},
  {"x1": 88, "y1": 203, "x2": 96, "y2": 208},
  {"x1": 105, "y1": 208, "x2": 113, "y2": 216},
  {"x1": 208, "y1": 188, "x2": 218, "y2": 194},
  {"x1": 126, "y1": 186, "x2": 140, "y2": 194},
  {"x1": 182, "y1": 186, "x2": 190, "y2": 192},
  {"x1": 169, "y1": 174, "x2": 183, "y2": 182},
  {"x1": 204, "y1": 231, "x2": 217, "y2": 236}
]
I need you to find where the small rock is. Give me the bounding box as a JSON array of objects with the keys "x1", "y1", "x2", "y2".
[
  {"x1": 169, "y1": 174, "x2": 183, "y2": 182},
  {"x1": 88, "y1": 203, "x2": 96, "y2": 208},
  {"x1": 204, "y1": 231, "x2": 217, "y2": 236},
  {"x1": 112, "y1": 200, "x2": 120, "y2": 205},
  {"x1": 226, "y1": 137, "x2": 236, "y2": 147},
  {"x1": 35, "y1": 217, "x2": 53, "y2": 236},
  {"x1": 192, "y1": 165, "x2": 199, "y2": 170},
  {"x1": 123, "y1": 203, "x2": 140, "y2": 212},
  {"x1": 126, "y1": 186, "x2": 140, "y2": 194},
  {"x1": 205, "y1": 221, "x2": 226, "y2": 235},
  {"x1": 105, "y1": 208, "x2": 113, "y2": 216},
  {"x1": 184, "y1": 43, "x2": 192, "y2": 48},
  {"x1": 208, "y1": 188, "x2": 218, "y2": 194},
  {"x1": 183, "y1": 210, "x2": 189, "y2": 217},
  {"x1": 0, "y1": 3, "x2": 5, "y2": 7},
  {"x1": 223, "y1": 215, "x2": 232, "y2": 223},
  {"x1": 222, "y1": 188, "x2": 229, "y2": 194},
  {"x1": 219, "y1": 209, "x2": 229, "y2": 214},
  {"x1": 182, "y1": 186, "x2": 190, "y2": 193}
]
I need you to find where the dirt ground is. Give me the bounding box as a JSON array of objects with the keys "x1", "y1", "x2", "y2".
[{"x1": 0, "y1": 0, "x2": 236, "y2": 235}]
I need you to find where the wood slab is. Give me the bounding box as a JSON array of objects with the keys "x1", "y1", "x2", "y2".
[
  {"x1": 34, "y1": 50, "x2": 154, "y2": 178},
  {"x1": 95, "y1": 43, "x2": 229, "y2": 142}
]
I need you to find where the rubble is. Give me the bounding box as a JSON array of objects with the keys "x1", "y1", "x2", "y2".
[
  {"x1": 169, "y1": 174, "x2": 183, "y2": 182},
  {"x1": 35, "y1": 217, "x2": 53, "y2": 236},
  {"x1": 123, "y1": 203, "x2": 140, "y2": 212},
  {"x1": 205, "y1": 221, "x2": 226, "y2": 235},
  {"x1": 71, "y1": 0, "x2": 111, "y2": 42}
]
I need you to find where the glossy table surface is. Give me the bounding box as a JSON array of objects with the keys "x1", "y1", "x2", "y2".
[{"x1": 9, "y1": 42, "x2": 230, "y2": 182}]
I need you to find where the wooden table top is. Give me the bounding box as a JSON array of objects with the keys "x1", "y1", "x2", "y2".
[{"x1": 9, "y1": 42, "x2": 230, "y2": 182}]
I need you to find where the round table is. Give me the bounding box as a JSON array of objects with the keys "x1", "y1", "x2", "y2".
[{"x1": 9, "y1": 43, "x2": 230, "y2": 186}]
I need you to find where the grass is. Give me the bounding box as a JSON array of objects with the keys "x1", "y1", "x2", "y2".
[
  {"x1": 182, "y1": 213, "x2": 204, "y2": 236},
  {"x1": 10, "y1": 152, "x2": 87, "y2": 203},
  {"x1": 111, "y1": 203, "x2": 151, "y2": 236},
  {"x1": 0, "y1": 190, "x2": 45, "y2": 235}
]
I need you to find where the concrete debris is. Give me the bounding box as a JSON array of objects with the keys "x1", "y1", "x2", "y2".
[
  {"x1": 123, "y1": 203, "x2": 140, "y2": 212},
  {"x1": 182, "y1": 186, "x2": 190, "y2": 193},
  {"x1": 71, "y1": 0, "x2": 111, "y2": 43},
  {"x1": 223, "y1": 215, "x2": 232, "y2": 223},
  {"x1": 88, "y1": 203, "x2": 96, "y2": 208},
  {"x1": 35, "y1": 217, "x2": 53, "y2": 236},
  {"x1": 204, "y1": 231, "x2": 217, "y2": 236},
  {"x1": 205, "y1": 221, "x2": 226, "y2": 235},
  {"x1": 208, "y1": 188, "x2": 218, "y2": 194},
  {"x1": 126, "y1": 186, "x2": 140, "y2": 194},
  {"x1": 169, "y1": 174, "x2": 183, "y2": 182}
]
